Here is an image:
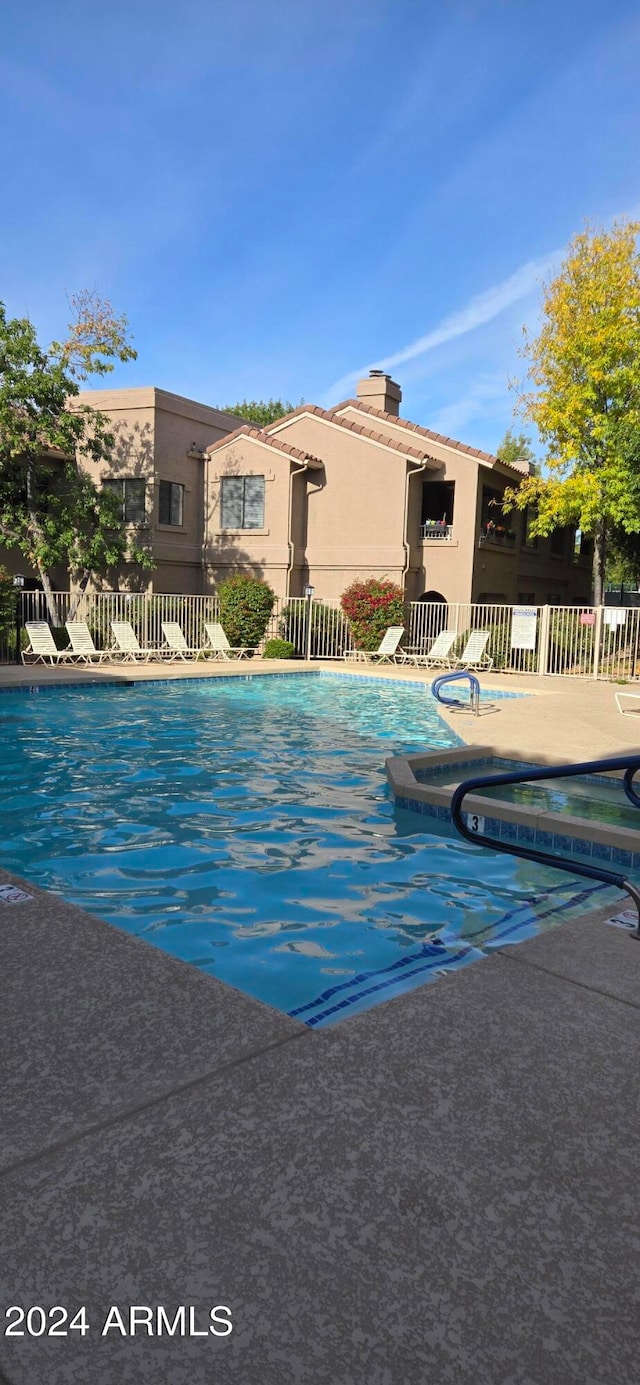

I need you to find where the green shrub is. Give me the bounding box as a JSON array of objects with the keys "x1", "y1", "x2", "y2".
[
  {"x1": 218, "y1": 575, "x2": 275, "y2": 649},
  {"x1": 51, "y1": 626, "x2": 70, "y2": 650},
  {"x1": 279, "y1": 600, "x2": 348, "y2": 658},
  {"x1": 340, "y1": 578, "x2": 405, "y2": 651},
  {"x1": 263, "y1": 638, "x2": 295, "y2": 659}
]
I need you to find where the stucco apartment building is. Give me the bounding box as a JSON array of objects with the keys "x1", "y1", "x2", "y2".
[
  {"x1": 1, "y1": 376, "x2": 592, "y2": 607},
  {"x1": 0, "y1": 386, "x2": 246, "y2": 595},
  {"x1": 204, "y1": 372, "x2": 592, "y2": 607},
  {"x1": 76, "y1": 387, "x2": 248, "y2": 594}
]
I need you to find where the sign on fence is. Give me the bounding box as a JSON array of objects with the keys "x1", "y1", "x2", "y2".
[
  {"x1": 603, "y1": 609, "x2": 626, "y2": 628},
  {"x1": 511, "y1": 606, "x2": 537, "y2": 650}
]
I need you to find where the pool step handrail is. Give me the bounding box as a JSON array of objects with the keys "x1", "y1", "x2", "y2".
[
  {"x1": 450, "y1": 754, "x2": 640, "y2": 937},
  {"x1": 432, "y1": 672, "x2": 480, "y2": 716}
]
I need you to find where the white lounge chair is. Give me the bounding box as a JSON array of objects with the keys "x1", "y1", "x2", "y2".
[
  {"x1": 65, "y1": 621, "x2": 110, "y2": 664},
  {"x1": 22, "y1": 622, "x2": 77, "y2": 666},
  {"x1": 344, "y1": 626, "x2": 405, "y2": 664},
  {"x1": 203, "y1": 622, "x2": 256, "y2": 660},
  {"x1": 160, "y1": 622, "x2": 203, "y2": 660},
  {"x1": 454, "y1": 631, "x2": 493, "y2": 671},
  {"x1": 397, "y1": 630, "x2": 457, "y2": 668},
  {"x1": 615, "y1": 691, "x2": 640, "y2": 716},
  {"x1": 110, "y1": 621, "x2": 165, "y2": 662}
]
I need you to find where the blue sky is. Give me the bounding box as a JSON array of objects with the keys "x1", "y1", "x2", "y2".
[{"x1": 3, "y1": 0, "x2": 640, "y2": 453}]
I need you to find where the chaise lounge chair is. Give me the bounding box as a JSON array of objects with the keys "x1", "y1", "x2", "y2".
[
  {"x1": 615, "y1": 691, "x2": 640, "y2": 716},
  {"x1": 110, "y1": 621, "x2": 166, "y2": 662},
  {"x1": 22, "y1": 622, "x2": 78, "y2": 666},
  {"x1": 344, "y1": 626, "x2": 405, "y2": 664},
  {"x1": 454, "y1": 631, "x2": 493, "y2": 671},
  {"x1": 397, "y1": 630, "x2": 457, "y2": 669},
  {"x1": 65, "y1": 621, "x2": 110, "y2": 664},
  {"x1": 160, "y1": 622, "x2": 204, "y2": 661},
  {"x1": 203, "y1": 623, "x2": 256, "y2": 660}
]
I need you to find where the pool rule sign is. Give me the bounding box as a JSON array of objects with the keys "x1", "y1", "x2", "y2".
[{"x1": 511, "y1": 606, "x2": 537, "y2": 650}]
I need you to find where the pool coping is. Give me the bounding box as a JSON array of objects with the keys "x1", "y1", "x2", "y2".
[
  {"x1": 385, "y1": 745, "x2": 640, "y2": 869},
  {"x1": 0, "y1": 663, "x2": 525, "y2": 696}
]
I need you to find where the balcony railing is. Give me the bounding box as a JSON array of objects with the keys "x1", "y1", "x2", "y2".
[
  {"x1": 421, "y1": 521, "x2": 453, "y2": 541},
  {"x1": 478, "y1": 526, "x2": 516, "y2": 549}
]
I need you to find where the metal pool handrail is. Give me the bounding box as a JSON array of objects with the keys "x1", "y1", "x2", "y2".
[
  {"x1": 431, "y1": 672, "x2": 480, "y2": 716},
  {"x1": 450, "y1": 754, "x2": 640, "y2": 938}
]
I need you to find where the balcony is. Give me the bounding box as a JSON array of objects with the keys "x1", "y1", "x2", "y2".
[
  {"x1": 421, "y1": 521, "x2": 453, "y2": 542},
  {"x1": 478, "y1": 524, "x2": 516, "y2": 550}
]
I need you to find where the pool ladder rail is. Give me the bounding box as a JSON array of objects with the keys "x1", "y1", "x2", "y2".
[
  {"x1": 450, "y1": 754, "x2": 640, "y2": 938},
  {"x1": 431, "y1": 672, "x2": 481, "y2": 717}
]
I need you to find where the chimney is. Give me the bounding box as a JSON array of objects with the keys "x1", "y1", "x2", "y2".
[{"x1": 356, "y1": 369, "x2": 402, "y2": 417}]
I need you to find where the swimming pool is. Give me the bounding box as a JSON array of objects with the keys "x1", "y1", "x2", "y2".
[{"x1": 0, "y1": 673, "x2": 618, "y2": 1026}]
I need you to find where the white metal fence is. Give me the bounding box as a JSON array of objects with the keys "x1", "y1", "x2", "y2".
[{"x1": 2, "y1": 592, "x2": 640, "y2": 681}]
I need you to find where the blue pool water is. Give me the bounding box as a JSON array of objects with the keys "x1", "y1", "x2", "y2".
[{"x1": 0, "y1": 673, "x2": 620, "y2": 1026}]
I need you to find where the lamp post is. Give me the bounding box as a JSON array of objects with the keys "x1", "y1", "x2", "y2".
[
  {"x1": 13, "y1": 575, "x2": 25, "y2": 665},
  {"x1": 303, "y1": 584, "x2": 315, "y2": 662}
]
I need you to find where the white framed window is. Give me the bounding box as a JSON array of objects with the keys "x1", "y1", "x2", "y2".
[{"x1": 220, "y1": 475, "x2": 265, "y2": 529}]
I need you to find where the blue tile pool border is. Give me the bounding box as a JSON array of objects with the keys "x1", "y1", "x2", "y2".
[
  {"x1": 393, "y1": 791, "x2": 640, "y2": 871},
  {"x1": 0, "y1": 669, "x2": 525, "y2": 697}
]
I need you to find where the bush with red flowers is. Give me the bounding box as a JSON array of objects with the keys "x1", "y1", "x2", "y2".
[{"x1": 340, "y1": 578, "x2": 405, "y2": 651}]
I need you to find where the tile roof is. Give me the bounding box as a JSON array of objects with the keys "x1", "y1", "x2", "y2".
[
  {"x1": 267, "y1": 404, "x2": 438, "y2": 463},
  {"x1": 205, "y1": 425, "x2": 323, "y2": 467},
  {"x1": 330, "y1": 400, "x2": 529, "y2": 476}
]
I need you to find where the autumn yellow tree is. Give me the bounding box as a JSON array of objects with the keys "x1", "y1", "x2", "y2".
[{"x1": 503, "y1": 220, "x2": 640, "y2": 604}]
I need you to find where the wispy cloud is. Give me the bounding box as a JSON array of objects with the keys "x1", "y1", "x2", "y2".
[
  {"x1": 322, "y1": 247, "x2": 561, "y2": 403},
  {"x1": 427, "y1": 373, "x2": 508, "y2": 441}
]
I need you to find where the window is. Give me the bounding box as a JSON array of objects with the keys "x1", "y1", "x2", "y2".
[
  {"x1": 220, "y1": 475, "x2": 265, "y2": 529},
  {"x1": 481, "y1": 485, "x2": 505, "y2": 527},
  {"x1": 521, "y1": 506, "x2": 539, "y2": 549},
  {"x1": 517, "y1": 592, "x2": 536, "y2": 604},
  {"x1": 577, "y1": 532, "x2": 593, "y2": 560},
  {"x1": 159, "y1": 480, "x2": 184, "y2": 527},
  {"x1": 550, "y1": 526, "x2": 566, "y2": 556},
  {"x1": 421, "y1": 480, "x2": 455, "y2": 525},
  {"x1": 103, "y1": 478, "x2": 146, "y2": 524}
]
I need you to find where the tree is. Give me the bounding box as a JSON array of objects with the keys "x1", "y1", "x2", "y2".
[
  {"x1": 502, "y1": 220, "x2": 640, "y2": 604},
  {"x1": 496, "y1": 428, "x2": 538, "y2": 473},
  {"x1": 0, "y1": 292, "x2": 152, "y2": 623},
  {"x1": 220, "y1": 399, "x2": 303, "y2": 427},
  {"x1": 607, "y1": 528, "x2": 640, "y2": 588}
]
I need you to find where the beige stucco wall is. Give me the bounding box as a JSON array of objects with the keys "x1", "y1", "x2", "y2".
[
  {"x1": 77, "y1": 388, "x2": 243, "y2": 594},
  {"x1": 203, "y1": 436, "x2": 296, "y2": 598},
  {"x1": 335, "y1": 403, "x2": 592, "y2": 607},
  {"x1": 269, "y1": 413, "x2": 413, "y2": 601},
  {"x1": 335, "y1": 405, "x2": 482, "y2": 604}
]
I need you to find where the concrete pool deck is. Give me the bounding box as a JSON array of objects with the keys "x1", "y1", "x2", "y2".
[
  {"x1": 1, "y1": 867, "x2": 639, "y2": 1384},
  {"x1": 1, "y1": 661, "x2": 639, "y2": 1381}
]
